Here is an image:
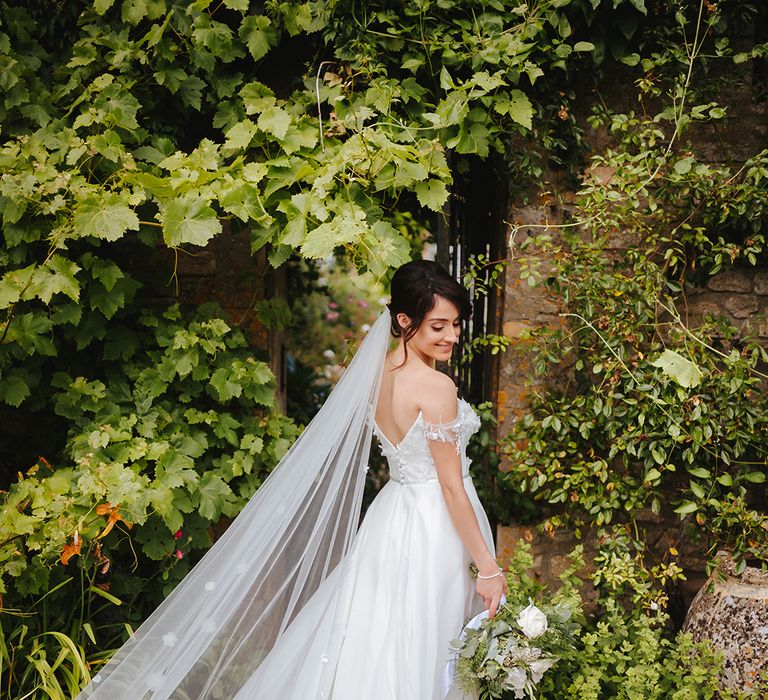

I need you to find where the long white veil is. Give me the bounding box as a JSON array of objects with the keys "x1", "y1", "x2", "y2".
[{"x1": 76, "y1": 310, "x2": 391, "y2": 699}]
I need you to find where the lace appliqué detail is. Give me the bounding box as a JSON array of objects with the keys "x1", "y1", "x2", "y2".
[{"x1": 423, "y1": 415, "x2": 463, "y2": 455}]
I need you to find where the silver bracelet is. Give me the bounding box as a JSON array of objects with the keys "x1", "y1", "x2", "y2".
[{"x1": 477, "y1": 569, "x2": 504, "y2": 580}]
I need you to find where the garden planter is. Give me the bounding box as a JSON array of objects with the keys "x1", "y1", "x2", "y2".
[{"x1": 682, "y1": 554, "x2": 768, "y2": 693}]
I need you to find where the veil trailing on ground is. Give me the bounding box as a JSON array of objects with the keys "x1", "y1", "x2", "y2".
[{"x1": 76, "y1": 310, "x2": 391, "y2": 700}]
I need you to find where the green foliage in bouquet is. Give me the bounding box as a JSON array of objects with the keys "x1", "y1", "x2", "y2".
[{"x1": 452, "y1": 543, "x2": 583, "y2": 699}]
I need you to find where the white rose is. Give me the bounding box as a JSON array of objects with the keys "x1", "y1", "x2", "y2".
[
  {"x1": 516, "y1": 602, "x2": 548, "y2": 639},
  {"x1": 505, "y1": 666, "x2": 527, "y2": 694},
  {"x1": 529, "y1": 657, "x2": 556, "y2": 683}
]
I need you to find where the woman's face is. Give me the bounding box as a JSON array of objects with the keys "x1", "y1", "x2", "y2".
[{"x1": 398, "y1": 295, "x2": 461, "y2": 364}]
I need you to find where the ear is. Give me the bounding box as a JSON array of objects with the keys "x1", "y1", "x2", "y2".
[{"x1": 396, "y1": 312, "x2": 412, "y2": 331}]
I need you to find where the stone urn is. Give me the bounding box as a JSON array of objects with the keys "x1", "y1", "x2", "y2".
[{"x1": 682, "y1": 553, "x2": 768, "y2": 693}]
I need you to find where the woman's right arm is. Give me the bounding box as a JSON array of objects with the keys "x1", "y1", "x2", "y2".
[{"x1": 421, "y1": 376, "x2": 508, "y2": 616}]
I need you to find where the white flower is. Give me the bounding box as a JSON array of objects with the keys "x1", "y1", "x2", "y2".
[
  {"x1": 162, "y1": 632, "x2": 177, "y2": 647},
  {"x1": 93, "y1": 674, "x2": 102, "y2": 684},
  {"x1": 516, "y1": 602, "x2": 548, "y2": 639},
  {"x1": 322, "y1": 349, "x2": 335, "y2": 360},
  {"x1": 147, "y1": 672, "x2": 164, "y2": 690},
  {"x1": 505, "y1": 666, "x2": 528, "y2": 694},
  {"x1": 529, "y1": 657, "x2": 556, "y2": 683},
  {"x1": 361, "y1": 324, "x2": 371, "y2": 333}
]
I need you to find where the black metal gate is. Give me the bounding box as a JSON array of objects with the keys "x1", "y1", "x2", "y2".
[{"x1": 435, "y1": 156, "x2": 507, "y2": 406}]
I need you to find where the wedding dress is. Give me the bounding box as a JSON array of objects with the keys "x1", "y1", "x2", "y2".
[
  {"x1": 232, "y1": 398, "x2": 495, "y2": 699},
  {"x1": 75, "y1": 311, "x2": 493, "y2": 700}
]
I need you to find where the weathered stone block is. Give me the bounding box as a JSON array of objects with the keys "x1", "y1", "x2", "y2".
[
  {"x1": 503, "y1": 321, "x2": 534, "y2": 339},
  {"x1": 724, "y1": 294, "x2": 759, "y2": 319},
  {"x1": 755, "y1": 272, "x2": 768, "y2": 296},
  {"x1": 707, "y1": 271, "x2": 753, "y2": 293}
]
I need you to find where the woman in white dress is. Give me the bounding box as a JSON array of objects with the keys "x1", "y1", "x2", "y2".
[{"x1": 76, "y1": 260, "x2": 506, "y2": 700}]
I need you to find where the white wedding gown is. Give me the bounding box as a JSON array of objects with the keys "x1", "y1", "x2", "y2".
[{"x1": 233, "y1": 397, "x2": 494, "y2": 699}]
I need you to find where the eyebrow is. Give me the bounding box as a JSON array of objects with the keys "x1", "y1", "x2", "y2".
[{"x1": 428, "y1": 317, "x2": 458, "y2": 323}]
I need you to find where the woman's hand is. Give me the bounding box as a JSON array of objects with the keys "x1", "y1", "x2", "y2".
[{"x1": 476, "y1": 569, "x2": 508, "y2": 618}]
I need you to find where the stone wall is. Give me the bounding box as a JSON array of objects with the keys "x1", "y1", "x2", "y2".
[{"x1": 493, "y1": 69, "x2": 768, "y2": 615}]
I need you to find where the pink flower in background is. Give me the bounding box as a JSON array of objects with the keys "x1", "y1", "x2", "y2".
[
  {"x1": 175, "y1": 549, "x2": 184, "y2": 559},
  {"x1": 328, "y1": 301, "x2": 338, "y2": 309},
  {"x1": 357, "y1": 299, "x2": 369, "y2": 308},
  {"x1": 326, "y1": 311, "x2": 340, "y2": 321},
  {"x1": 174, "y1": 529, "x2": 183, "y2": 540}
]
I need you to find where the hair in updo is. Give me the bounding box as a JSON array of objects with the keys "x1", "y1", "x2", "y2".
[{"x1": 388, "y1": 260, "x2": 471, "y2": 359}]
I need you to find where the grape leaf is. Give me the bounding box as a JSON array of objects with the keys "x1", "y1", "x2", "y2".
[
  {"x1": 73, "y1": 195, "x2": 140, "y2": 241},
  {"x1": 415, "y1": 179, "x2": 449, "y2": 211},
  {"x1": 651, "y1": 349, "x2": 703, "y2": 388},
  {"x1": 197, "y1": 473, "x2": 235, "y2": 520},
  {"x1": 494, "y1": 89, "x2": 534, "y2": 130},
  {"x1": 0, "y1": 375, "x2": 30, "y2": 407},
  {"x1": 159, "y1": 196, "x2": 222, "y2": 247},
  {"x1": 258, "y1": 106, "x2": 291, "y2": 140},
  {"x1": 239, "y1": 15, "x2": 277, "y2": 61}
]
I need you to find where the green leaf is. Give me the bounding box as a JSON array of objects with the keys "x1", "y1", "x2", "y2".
[
  {"x1": 258, "y1": 106, "x2": 291, "y2": 140},
  {"x1": 156, "y1": 450, "x2": 198, "y2": 489},
  {"x1": 689, "y1": 480, "x2": 706, "y2": 499},
  {"x1": 239, "y1": 15, "x2": 277, "y2": 61},
  {"x1": 94, "y1": 0, "x2": 116, "y2": 13},
  {"x1": 743, "y1": 472, "x2": 766, "y2": 483},
  {"x1": 0, "y1": 375, "x2": 30, "y2": 406},
  {"x1": 673, "y1": 157, "x2": 694, "y2": 175},
  {"x1": 224, "y1": 120, "x2": 258, "y2": 151},
  {"x1": 73, "y1": 194, "x2": 140, "y2": 242},
  {"x1": 494, "y1": 89, "x2": 534, "y2": 130},
  {"x1": 197, "y1": 473, "x2": 234, "y2": 520},
  {"x1": 90, "y1": 259, "x2": 124, "y2": 292},
  {"x1": 159, "y1": 196, "x2": 222, "y2": 247},
  {"x1": 644, "y1": 468, "x2": 661, "y2": 482},
  {"x1": 0, "y1": 265, "x2": 35, "y2": 308},
  {"x1": 92, "y1": 130, "x2": 123, "y2": 162},
  {"x1": 415, "y1": 179, "x2": 449, "y2": 211},
  {"x1": 219, "y1": 183, "x2": 266, "y2": 223},
  {"x1": 6, "y1": 313, "x2": 55, "y2": 355},
  {"x1": 240, "y1": 81, "x2": 276, "y2": 115},
  {"x1": 301, "y1": 207, "x2": 367, "y2": 259},
  {"x1": 674, "y1": 501, "x2": 698, "y2": 515},
  {"x1": 223, "y1": 0, "x2": 249, "y2": 10},
  {"x1": 210, "y1": 367, "x2": 243, "y2": 401},
  {"x1": 24, "y1": 256, "x2": 81, "y2": 304},
  {"x1": 688, "y1": 467, "x2": 711, "y2": 479},
  {"x1": 573, "y1": 41, "x2": 595, "y2": 52},
  {"x1": 650, "y1": 349, "x2": 702, "y2": 388}
]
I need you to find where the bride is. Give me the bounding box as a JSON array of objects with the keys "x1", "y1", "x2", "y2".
[{"x1": 77, "y1": 259, "x2": 506, "y2": 700}]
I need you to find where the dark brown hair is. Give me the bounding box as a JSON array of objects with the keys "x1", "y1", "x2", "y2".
[{"x1": 388, "y1": 260, "x2": 472, "y2": 361}]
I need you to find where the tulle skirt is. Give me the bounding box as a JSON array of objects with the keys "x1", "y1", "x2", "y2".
[{"x1": 233, "y1": 475, "x2": 494, "y2": 699}]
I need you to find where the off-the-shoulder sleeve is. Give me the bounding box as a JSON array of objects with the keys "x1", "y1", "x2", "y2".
[{"x1": 423, "y1": 413, "x2": 462, "y2": 454}]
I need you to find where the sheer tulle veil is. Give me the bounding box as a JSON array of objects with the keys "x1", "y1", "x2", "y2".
[{"x1": 76, "y1": 310, "x2": 392, "y2": 699}]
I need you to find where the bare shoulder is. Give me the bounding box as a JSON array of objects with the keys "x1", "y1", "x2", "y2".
[{"x1": 415, "y1": 367, "x2": 457, "y2": 418}]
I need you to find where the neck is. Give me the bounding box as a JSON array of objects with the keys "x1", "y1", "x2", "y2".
[{"x1": 393, "y1": 340, "x2": 434, "y2": 369}]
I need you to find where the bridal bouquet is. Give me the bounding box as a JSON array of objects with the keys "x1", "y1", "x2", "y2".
[{"x1": 448, "y1": 592, "x2": 578, "y2": 699}]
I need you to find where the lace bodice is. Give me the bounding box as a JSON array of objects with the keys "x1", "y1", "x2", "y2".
[{"x1": 372, "y1": 398, "x2": 481, "y2": 484}]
